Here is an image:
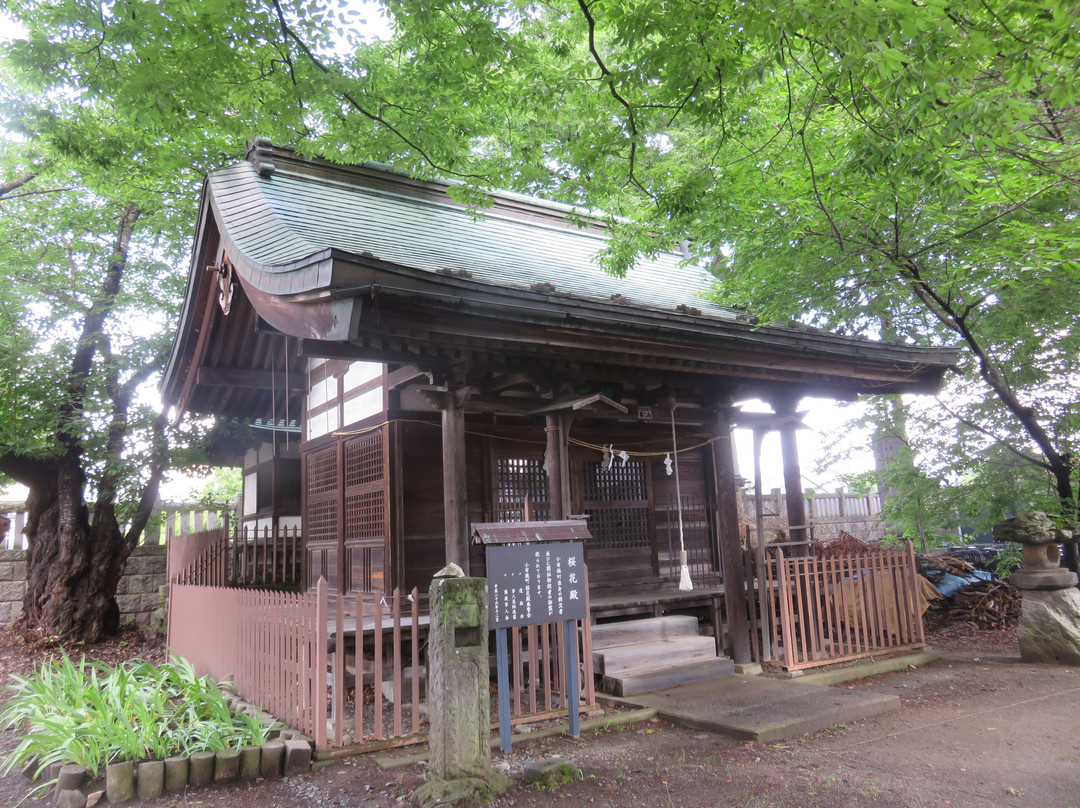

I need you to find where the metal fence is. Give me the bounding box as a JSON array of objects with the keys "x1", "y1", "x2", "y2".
[{"x1": 170, "y1": 524, "x2": 303, "y2": 589}]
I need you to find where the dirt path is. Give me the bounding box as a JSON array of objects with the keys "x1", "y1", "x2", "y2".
[{"x1": 2, "y1": 625, "x2": 1078, "y2": 807}]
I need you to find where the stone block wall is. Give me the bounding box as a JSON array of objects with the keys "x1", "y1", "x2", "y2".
[
  {"x1": 115, "y1": 545, "x2": 168, "y2": 627},
  {"x1": 0, "y1": 544, "x2": 167, "y2": 628},
  {"x1": 0, "y1": 549, "x2": 28, "y2": 624}
]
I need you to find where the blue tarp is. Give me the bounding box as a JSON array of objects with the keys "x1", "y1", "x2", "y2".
[{"x1": 934, "y1": 569, "x2": 993, "y2": 598}]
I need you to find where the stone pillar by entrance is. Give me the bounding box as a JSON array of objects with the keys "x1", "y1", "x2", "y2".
[
  {"x1": 995, "y1": 513, "x2": 1080, "y2": 665},
  {"x1": 415, "y1": 566, "x2": 507, "y2": 807},
  {"x1": 711, "y1": 407, "x2": 752, "y2": 665}
]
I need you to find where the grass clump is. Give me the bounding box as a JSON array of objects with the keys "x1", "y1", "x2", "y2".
[{"x1": 1, "y1": 653, "x2": 269, "y2": 780}]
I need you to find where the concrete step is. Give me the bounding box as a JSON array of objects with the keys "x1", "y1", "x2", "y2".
[
  {"x1": 590, "y1": 615, "x2": 700, "y2": 650},
  {"x1": 603, "y1": 657, "x2": 735, "y2": 697},
  {"x1": 594, "y1": 635, "x2": 718, "y2": 675}
]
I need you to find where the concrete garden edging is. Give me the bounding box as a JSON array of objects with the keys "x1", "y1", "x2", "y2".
[{"x1": 25, "y1": 693, "x2": 313, "y2": 806}]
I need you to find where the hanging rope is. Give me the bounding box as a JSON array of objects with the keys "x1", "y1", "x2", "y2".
[{"x1": 670, "y1": 406, "x2": 693, "y2": 591}]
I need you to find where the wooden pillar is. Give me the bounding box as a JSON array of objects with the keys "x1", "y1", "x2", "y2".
[
  {"x1": 752, "y1": 427, "x2": 772, "y2": 662},
  {"x1": 774, "y1": 396, "x2": 808, "y2": 548},
  {"x1": 545, "y1": 415, "x2": 565, "y2": 520},
  {"x1": 711, "y1": 407, "x2": 752, "y2": 664},
  {"x1": 544, "y1": 413, "x2": 573, "y2": 520},
  {"x1": 442, "y1": 388, "x2": 469, "y2": 572}
]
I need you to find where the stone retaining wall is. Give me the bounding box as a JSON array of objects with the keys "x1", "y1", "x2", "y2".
[{"x1": 0, "y1": 545, "x2": 167, "y2": 627}]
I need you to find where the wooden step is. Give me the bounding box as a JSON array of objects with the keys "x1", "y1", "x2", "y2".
[
  {"x1": 590, "y1": 615, "x2": 700, "y2": 650},
  {"x1": 594, "y1": 635, "x2": 718, "y2": 675},
  {"x1": 603, "y1": 657, "x2": 735, "y2": 697}
]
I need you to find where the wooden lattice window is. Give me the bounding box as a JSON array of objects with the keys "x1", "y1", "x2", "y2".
[
  {"x1": 344, "y1": 432, "x2": 383, "y2": 488},
  {"x1": 303, "y1": 427, "x2": 388, "y2": 594},
  {"x1": 582, "y1": 460, "x2": 650, "y2": 550},
  {"x1": 342, "y1": 430, "x2": 386, "y2": 592},
  {"x1": 304, "y1": 446, "x2": 339, "y2": 543},
  {"x1": 495, "y1": 456, "x2": 550, "y2": 522},
  {"x1": 345, "y1": 490, "x2": 386, "y2": 540}
]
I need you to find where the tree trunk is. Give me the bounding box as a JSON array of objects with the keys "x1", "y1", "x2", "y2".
[
  {"x1": 20, "y1": 462, "x2": 135, "y2": 641},
  {"x1": 1052, "y1": 461, "x2": 1078, "y2": 575}
]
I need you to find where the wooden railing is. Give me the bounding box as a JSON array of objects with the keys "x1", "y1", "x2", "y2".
[
  {"x1": 169, "y1": 577, "x2": 596, "y2": 750},
  {"x1": 231, "y1": 525, "x2": 302, "y2": 586},
  {"x1": 170, "y1": 524, "x2": 302, "y2": 589},
  {"x1": 752, "y1": 541, "x2": 924, "y2": 671}
]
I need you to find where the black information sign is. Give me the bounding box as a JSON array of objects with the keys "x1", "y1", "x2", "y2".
[{"x1": 487, "y1": 541, "x2": 587, "y2": 629}]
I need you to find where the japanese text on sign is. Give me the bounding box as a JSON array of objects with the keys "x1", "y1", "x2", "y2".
[{"x1": 487, "y1": 542, "x2": 587, "y2": 629}]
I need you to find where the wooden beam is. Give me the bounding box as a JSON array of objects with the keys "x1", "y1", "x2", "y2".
[
  {"x1": 545, "y1": 415, "x2": 565, "y2": 520},
  {"x1": 711, "y1": 407, "x2": 752, "y2": 665},
  {"x1": 531, "y1": 393, "x2": 629, "y2": 415},
  {"x1": 730, "y1": 410, "x2": 809, "y2": 430},
  {"x1": 386, "y1": 365, "x2": 432, "y2": 390},
  {"x1": 483, "y1": 372, "x2": 534, "y2": 394},
  {"x1": 195, "y1": 366, "x2": 306, "y2": 393}
]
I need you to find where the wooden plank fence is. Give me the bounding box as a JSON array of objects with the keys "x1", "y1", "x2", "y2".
[{"x1": 738, "y1": 488, "x2": 885, "y2": 543}]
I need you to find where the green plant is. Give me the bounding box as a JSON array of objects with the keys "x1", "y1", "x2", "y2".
[{"x1": 1, "y1": 652, "x2": 269, "y2": 780}]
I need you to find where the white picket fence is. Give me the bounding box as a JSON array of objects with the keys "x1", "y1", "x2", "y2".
[
  {"x1": 0, "y1": 501, "x2": 233, "y2": 551},
  {"x1": 738, "y1": 487, "x2": 885, "y2": 543}
]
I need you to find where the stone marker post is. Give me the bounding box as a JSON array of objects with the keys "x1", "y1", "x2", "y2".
[
  {"x1": 994, "y1": 512, "x2": 1080, "y2": 665},
  {"x1": 416, "y1": 563, "x2": 506, "y2": 807}
]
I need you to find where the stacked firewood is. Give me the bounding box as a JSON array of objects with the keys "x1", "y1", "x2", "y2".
[
  {"x1": 946, "y1": 580, "x2": 1021, "y2": 629},
  {"x1": 918, "y1": 554, "x2": 1022, "y2": 630}
]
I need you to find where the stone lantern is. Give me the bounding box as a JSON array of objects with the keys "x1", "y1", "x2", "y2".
[{"x1": 994, "y1": 512, "x2": 1080, "y2": 665}]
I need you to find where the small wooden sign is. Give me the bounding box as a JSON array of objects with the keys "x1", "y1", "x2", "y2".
[{"x1": 487, "y1": 541, "x2": 587, "y2": 629}]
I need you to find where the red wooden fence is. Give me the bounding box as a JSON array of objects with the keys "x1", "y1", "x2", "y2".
[
  {"x1": 758, "y1": 541, "x2": 924, "y2": 671},
  {"x1": 169, "y1": 577, "x2": 596, "y2": 750},
  {"x1": 170, "y1": 524, "x2": 302, "y2": 588},
  {"x1": 168, "y1": 580, "x2": 328, "y2": 746}
]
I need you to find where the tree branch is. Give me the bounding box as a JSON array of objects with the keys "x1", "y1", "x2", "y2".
[
  {"x1": 56, "y1": 203, "x2": 141, "y2": 462},
  {"x1": 575, "y1": 0, "x2": 651, "y2": 197},
  {"x1": 908, "y1": 183, "x2": 1060, "y2": 258},
  {"x1": 799, "y1": 115, "x2": 845, "y2": 249},
  {"x1": 123, "y1": 410, "x2": 169, "y2": 545},
  {"x1": 0, "y1": 172, "x2": 40, "y2": 199},
  {"x1": 933, "y1": 396, "x2": 1052, "y2": 471},
  {"x1": 0, "y1": 186, "x2": 76, "y2": 203},
  {"x1": 269, "y1": 0, "x2": 489, "y2": 181}
]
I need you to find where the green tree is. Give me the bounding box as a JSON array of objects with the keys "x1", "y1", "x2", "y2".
[{"x1": 0, "y1": 140, "x2": 176, "y2": 639}]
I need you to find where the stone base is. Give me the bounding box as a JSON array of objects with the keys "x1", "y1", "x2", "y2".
[
  {"x1": 413, "y1": 774, "x2": 512, "y2": 808},
  {"x1": 1010, "y1": 568, "x2": 1078, "y2": 591},
  {"x1": 1018, "y1": 588, "x2": 1080, "y2": 665}
]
